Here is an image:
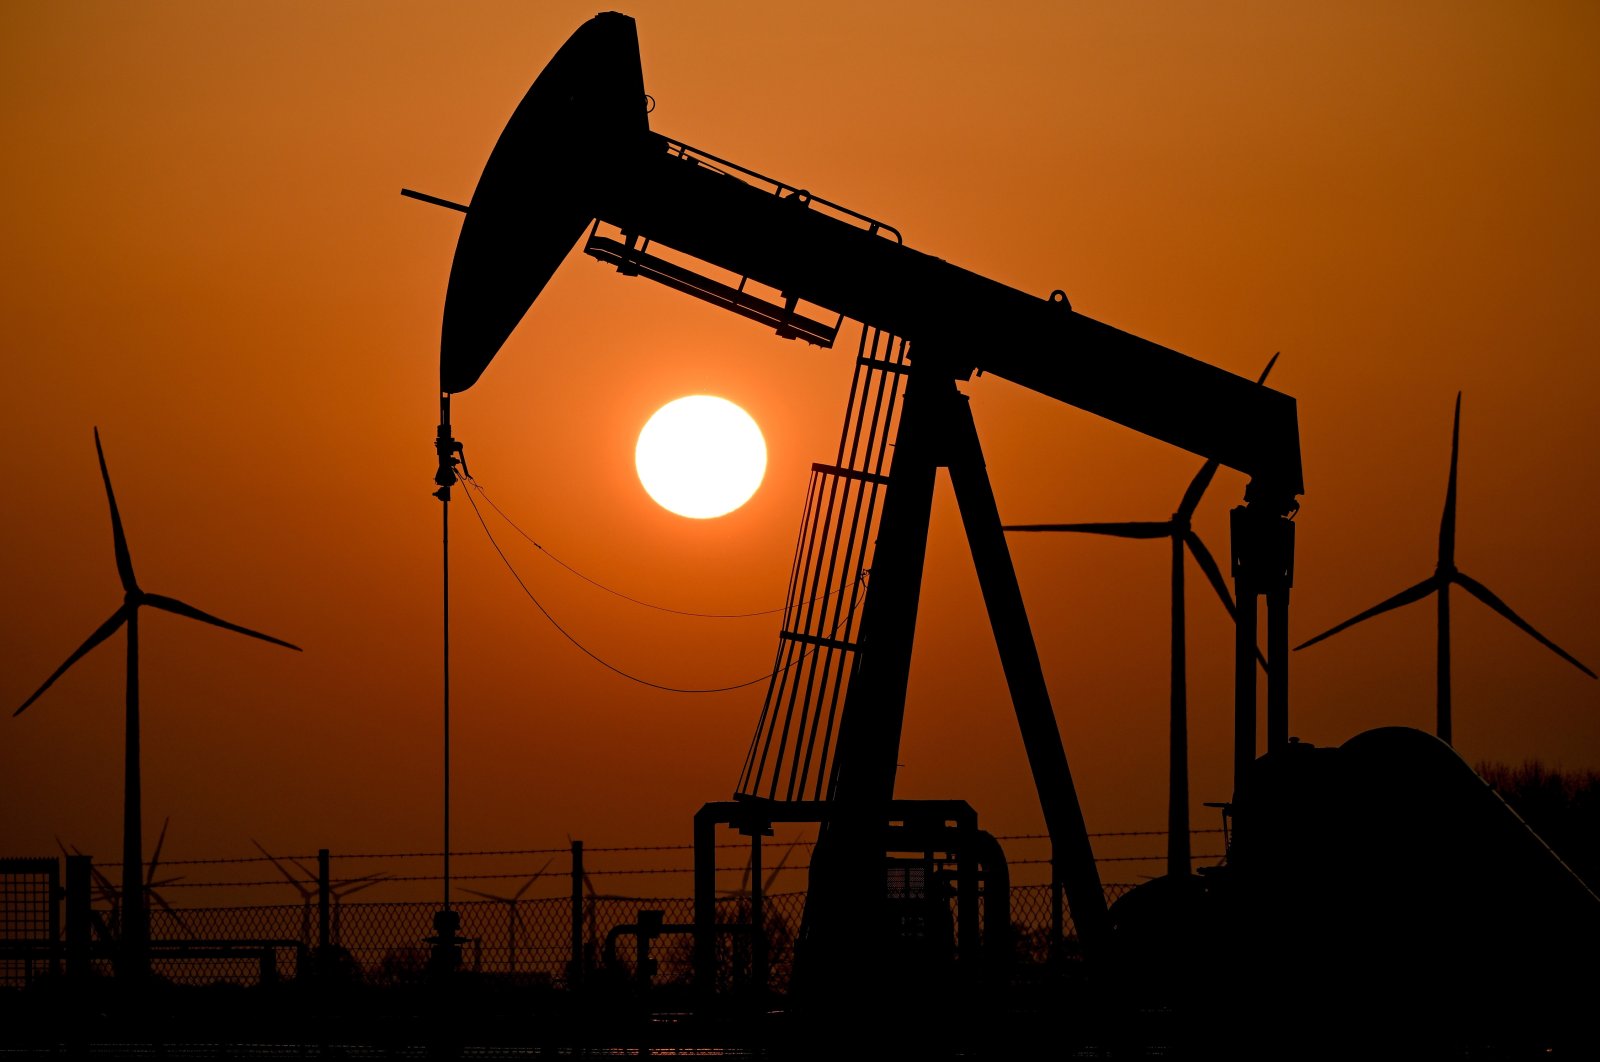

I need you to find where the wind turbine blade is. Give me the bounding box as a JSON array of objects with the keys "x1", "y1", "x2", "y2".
[
  {"x1": 1257, "y1": 352, "x2": 1281, "y2": 384},
  {"x1": 461, "y1": 886, "x2": 509, "y2": 903},
  {"x1": 147, "y1": 887, "x2": 193, "y2": 935},
  {"x1": 93, "y1": 429, "x2": 139, "y2": 593},
  {"x1": 512, "y1": 857, "x2": 555, "y2": 900},
  {"x1": 337, "y1": 876, "x2": 386, "y2": 899},
  {"x1": 1440, "y1": 393, "x2": 1461, "y2": 568},
  {"x1": 80, "y1": 852, "x2": 121, "y2": 902},
  {"x1": 1176, "y1": 355, "x2": 1277, "y2": 519},
  {"x1": 1184, "y1": 532, "x2": 1268, "y2": 670},
  {"x1": 1177, "y1": 460, "x2": 1221, "y2": 521},
  {"x1": 1183, "y1": 531, "x2": 1235, "y2": 622},
  {"x1": 59, "y1": 838, "x2": 120, "y2": 901},
  {"x1": 762, "y1": 837, "x2": 804, "y2": 893},
  {"x1": 146, "y1": 817, "x2": 171, "y2": 887},
  {"x1": 1454, "y1": 572, "x2": 1597, "y2": 679},
  {"x1": 250, "y1": 839, "x2": 313, "y2": 898},
  {"x1": 1171, "y1": 358, "x2": 1280, "y2": 521},
  {"x1": 14, "y1": 607, "x2": 129, "y2": 715},
  {"x1": 334, "y1": 872, "x2": 384, "y2": 890},
  {"x1": 1294, "y1": 576, "x2": 1439, "y2": 652},
  {"x1": 143, "y1": 594, "x2": 301, "y2": 652},
  {"x1": 1002, "y1": 521, "x2": 1170, "y2": 539}
]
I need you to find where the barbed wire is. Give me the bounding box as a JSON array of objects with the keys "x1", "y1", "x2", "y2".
[
  {"x1": 157, "y1": 842, "x2": 767, "y2": 866},
  {"x1": 123, "y1": 854, "x2": 1212, "y2": 889},
  {"x1": 150, "y1": 829, "x2": 1222, "y2": 867},
  {"x1": 156, "y1": 866, "x2": 800, "y2": 888}
]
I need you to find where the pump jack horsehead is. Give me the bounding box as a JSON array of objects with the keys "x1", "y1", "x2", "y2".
[
  {"x1": 14, "y1": 431, "x2": 300, "y2": 979},
  {"x1": 406, "y1": 13, "x2": 1301, "y2": 972}
]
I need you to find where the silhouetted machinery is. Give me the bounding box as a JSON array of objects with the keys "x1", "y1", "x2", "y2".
[{"x1": 416, "y1": 12, "x2": 1599, "y2": 1045}]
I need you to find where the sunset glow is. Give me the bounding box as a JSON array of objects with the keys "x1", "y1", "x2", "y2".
[
  {"x1": 635, "y1": 395, "x2": 767, "y2": 518},
  {"x1": 1, "y1": 1, "x2": 1595, "y2": 883}
]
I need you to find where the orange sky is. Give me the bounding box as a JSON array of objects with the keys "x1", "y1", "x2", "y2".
[{"x1": 3, "y1": 1, "x2": 1597, "y2": 895}]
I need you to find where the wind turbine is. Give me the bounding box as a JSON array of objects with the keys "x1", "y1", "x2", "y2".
[
  {"x1": 13, "y1": 429, "x2": 301, "y2": 978},
  {"x1": 462, "y1": 858, "x2": 556, "y2": 976},
  {"x1": 1295, "y1": 393, "x2": 1594, "y2": 744},
  {"x1": 252, "y1": 840, "x2": 315, "y2": 949},
  {"x1": 251, "y1": 840, "x2": 386, "y2": 956},
  {"x1": 1005, "y1": 354, "x2": 1279, "y2": 878},
  {"x1": 328, "y1": 873, "x2": 387, "y2": 950},
  {"x1": 134, "y1": 817, "x2": 192, "y2": 935},
  {"x1": 577, "y1": 867, "x2": 643, "y2": 973}
]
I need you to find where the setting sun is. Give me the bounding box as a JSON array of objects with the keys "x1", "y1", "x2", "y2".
[{"x1": 635, "y1": 395, "x2": 767, "y2": 519}]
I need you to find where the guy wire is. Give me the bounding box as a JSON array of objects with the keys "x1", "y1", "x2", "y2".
[
  {"x1": 464, "y1": 475, "x2": 855, "y2": 619},
  {"x1": 461, "y1": 484, "x2": 864, "y2": 694}
]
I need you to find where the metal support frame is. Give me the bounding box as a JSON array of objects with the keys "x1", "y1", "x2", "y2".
[
  {"x1": 820, "y1": 365, "x2": 1107, "y2": 956},
  {"x1": 316, "y1": 848, "x2": 331, "y2": 959},
  {"x1": 569, "y1": 840, "x2": 584, "y2": 987},
  {"x1": 693, "y1": 799, "x2": 1001, "y2": 993},
  {"x1": 1230, "y1": 501, "x2": 1296, "y2": 794},
  {"x1": 121, "y1": 610, "x2": 148, "y2": 982}
]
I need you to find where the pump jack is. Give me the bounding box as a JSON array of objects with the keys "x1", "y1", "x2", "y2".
[
  {"x1": 412, "y1": 16, "x2": 1600, "y2": 1050},
  {"x1": 409, "y1": 11, "x2": 1302, "y2": 985}
]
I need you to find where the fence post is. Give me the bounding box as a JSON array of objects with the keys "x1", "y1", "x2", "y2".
[
  {"x1": 47, "y1": 857, "x2": 62, "y2": 979},
  {"x1": 317, "y1": 848, "x2": 331, "y2": 959},
  {"x1": 1049, "y1": 849, "x2": 1064, "y2": 959},
  {"x1": 65, "y1": 855, "x2": 91, "y2": 980},
  {"x1": 569, "y1": 840, "x2": 583, "y2": 987},
  {"x1": 692, "y1": 809, "x2": 717, "y2": 994},
  {"x1": 750, "y1": 831, "x2": 765, "y2": 993}
]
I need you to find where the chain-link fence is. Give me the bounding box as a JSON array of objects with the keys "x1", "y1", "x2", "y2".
[{"x1": 1, "y1": 834, "x2": 1212, "y2": 991}]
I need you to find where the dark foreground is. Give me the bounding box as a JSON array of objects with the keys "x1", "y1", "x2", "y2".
[{"x1": 2, "y1": 971, "x2": 1593, "y2": 1062}]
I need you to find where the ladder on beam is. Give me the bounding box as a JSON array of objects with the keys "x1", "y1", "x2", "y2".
[{"x1": 736, "y1": 325, "x2": 908, "y2": 802}]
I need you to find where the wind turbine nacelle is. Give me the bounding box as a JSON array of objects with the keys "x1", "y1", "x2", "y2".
[{"x1": 438, "y1": 11, "x2": 1305, "y2": 505}]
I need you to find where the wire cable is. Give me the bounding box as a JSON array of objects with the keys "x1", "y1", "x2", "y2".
[
  {"x1": 462, "y1": 485, "x2": 864, "y2": 694},
  {"x1": 464, "y1": 475, "x2": 858, "y2": 619},
  {"x1": 151, "y1": 831, "x2": 1219, "y2": 867}
]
